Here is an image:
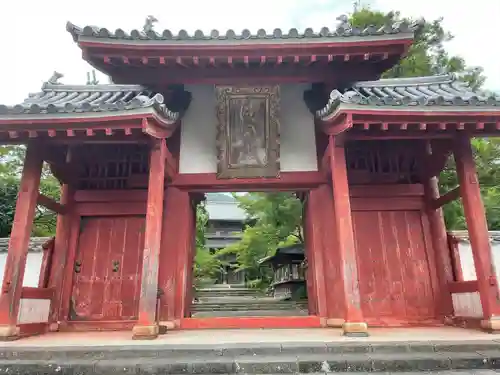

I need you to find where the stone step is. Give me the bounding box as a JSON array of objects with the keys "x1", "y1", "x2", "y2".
[
  {"x1": 191, "y1": 304, "x2": 307, "y2": 311},
  {"x1": 191, "y1": 309, "x2": 309, "y2": 317},
  {"x1": 1, "y1": 350, "x2": 500, "y2": 373}
]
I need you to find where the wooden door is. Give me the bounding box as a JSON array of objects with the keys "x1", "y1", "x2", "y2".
[
  {"x1": 70, "y1": 216, "x2": 145, "y2": 321},
  {"x1": 352, "y1": 210, "x2": 435, "y2": 323}
]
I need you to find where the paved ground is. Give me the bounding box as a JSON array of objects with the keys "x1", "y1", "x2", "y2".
[{"x1": 0, "y1": 326, "x2": 498, "y2": 348}]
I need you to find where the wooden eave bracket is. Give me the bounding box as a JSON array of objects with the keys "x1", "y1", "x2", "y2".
[
  {"x1": 37, "y1": 193, "x2": 66, "y2": 214},
  {"x1": 142, "y1": 118, "x2": 178, "y2": 180},
  {"x1": 430, "y1": 186, "x2": 461, "y2": 209},
  {"x1": 141, "y1": 117, "x2": 176, "y2": 139},
  {"x1": 320, "y1": 114, "x2": 353, "y2": 137}
]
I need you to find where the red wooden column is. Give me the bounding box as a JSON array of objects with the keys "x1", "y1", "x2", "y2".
[
  {"x1": 157, "y1": 187, "x2": 192, "y2": 327},
  {"x1": 0, "y1": 143, "x2": 43, "y2": 340},
  {"x1": 328, "y1": 135, "x2": 368, "y2": 336},
  {"x1": 422, "y1": 142, "x2": 454, "y2": 319},
  {"x1": 454, "y1": 135, "x2": 500, "y2": 331},
  {"x1": 132, "y1": 139, "x2": 167, "y2": 340}
]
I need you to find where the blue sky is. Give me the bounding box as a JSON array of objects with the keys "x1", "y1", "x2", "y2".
[{"x1": 0, "y1": 0, "x2": 498, "y2": 104}]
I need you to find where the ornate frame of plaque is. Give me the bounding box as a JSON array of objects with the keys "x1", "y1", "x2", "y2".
[{"x1": 215, "y1": 85, "x2": 280, "y2": 179}]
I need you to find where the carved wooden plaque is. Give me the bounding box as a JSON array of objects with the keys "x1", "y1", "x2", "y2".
[{"x1": 215, "y1": 85, "x2": 280, "y2": 179}]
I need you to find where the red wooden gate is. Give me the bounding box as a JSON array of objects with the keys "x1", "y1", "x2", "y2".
[
  {"x1": 70, "y1": 216, "x2": 145, "y2": 321},
  {"x1": 352, "y1": 209, "x2": 436, "y2": 324}
]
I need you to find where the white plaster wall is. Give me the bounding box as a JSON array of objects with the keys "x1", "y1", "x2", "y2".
[
  {"x1": 179, "y1": 84, "x2": 318, "y2": 174},
  {"x1": 459, "y1": 241, "x2": 500, "y2": 282},
  {"x1": 0, "y1": 252, "x2": 42, "y2": 287}
]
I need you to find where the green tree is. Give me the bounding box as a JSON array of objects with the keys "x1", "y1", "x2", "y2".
[
  {"x1": 350, "y1": 8, "x2": 485, "y2": 89},
  {"x1": 0, "y1": 145, "x2": 61, "y2": 237},
  {"x1": 218, "y1": 192, "x2": 303, "y2": 287},
  {"x1": 193, "y1": 201, "x2": 220, "y2": 285},
  {"x1": 350, "y1": 7, "x2": 499, "y2": 229}
]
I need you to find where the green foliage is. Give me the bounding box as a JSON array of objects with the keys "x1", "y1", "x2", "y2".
[
  {"x1": 350, "y1": 7, "x2": 499, "y2": 229},
  {"x1": 193, "y1": 202, "x2": 221, "y2": 285},
  {"x1": 0, "y1": 145, "x2": 61, "y2": 237},
  {"x1": 439, "y1": 139, "x2": 500, "y2": 230},
  {"x1": 350, "y1": 8, "x2": 485, "y2": 89},
  {"x1": 219, "y1": 192, "x2": 303, "y2": 287}
]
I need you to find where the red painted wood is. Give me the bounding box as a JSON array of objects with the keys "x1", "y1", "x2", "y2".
[
  {"x1": 449, "y1": 281, "x2": 479, "y2": 293},
  {"x1": 328, "y1": 136, "x2": 364, "y2": 323},
  {"x1": 48, "y1": 184, "x2": 74, "y2": 323},
  {"x1": 20, "y1": 287, "x2": 54, "y2": 300},
  {"x1": 303, "y1": 196, "x2": 317, "y2": 316},
  {"x1": 74, "y1": 190, "x2": 148, "y2": 203},
  {"x1": 454, "y1": 135, "x2": 500, "y2": 317},
  {"x1": 174, "y1": 191, "x2": 194, "y2": 320},
  {"x1": 76, "y1": 202, "x2": 147, "y2": 216},
  {"x1": 304, "y1": 186, "x2": 331, "y2": 318},
  {"x1": 38, "y1": 238, "x2": 54, "y2": 288},
  {"x1": 58, "y1": 213, "x2": 81, "y2": 325},
  {"x1": 0, "y1": 143, "x2": 43, "y2": 328},
  {"x1": 136, "y1": 140, "x2": 167, "y2": 326},
  {"x1": 60, "y1": 320, "x2": 137, "y2": 331},
  {"x1": 70, "y1": 216, "x2": 145, "y2": 321},
  {"x1": 352, "y1": 209, "x2": 436, "y2": 324},
  {"x1": 179, "y1": 316, "x2": 322, "y2": 330},
  {"x1": 448, "y1": 234, "x2": 465, "y2": 282},
  {"x1": 18, "y1": 322, "x2": 49, "y2": 337},
  {"x1": 423, "y1": 176, "x2": 454, "y2": 317},
  {"x1": 171, "y1": 171, "x2": 326, "y2": 192}
]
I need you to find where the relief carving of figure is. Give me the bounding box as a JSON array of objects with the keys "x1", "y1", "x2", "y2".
[{"x1": 230, "y1": 98, "x2": 267, "y2": 167}]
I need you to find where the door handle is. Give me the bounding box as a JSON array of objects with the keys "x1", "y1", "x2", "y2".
[{"x1": 112, "y1": 260, "x2": 120, "y2": 273}]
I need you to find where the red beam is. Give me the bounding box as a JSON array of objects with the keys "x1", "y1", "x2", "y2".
[
  {"x1": 37, "y1": 194, "x2": 66, "y2": 214},
  {"x1": 20, "y1": 287, "x2": 54, "y2": 300},
  {"x1": 448, "y1": 280, "x2": 479, "y2": 294},
  {"x1": 180, "y1": 316, "x2": 322, "y2": 329},
  {"x1": 431, "y1": 186, "x2": 461, "y2": 209},
  {"x1": 111, "y1": 63, "x2": 382, "y2": 85},
  {"x1": 170, "y1": 171, "x2": 326, "y2": 192}
]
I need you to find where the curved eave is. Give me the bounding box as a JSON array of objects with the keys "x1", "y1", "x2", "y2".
[
  {"x1": 318, "y1": 103, "x2": 500, "y2": 123},
  {"x1": 75, "y1": 32, "x2": 414, "y2": 49},
  {"x1": 0, "y1": 107, "x2": 179, "y2": 128}
]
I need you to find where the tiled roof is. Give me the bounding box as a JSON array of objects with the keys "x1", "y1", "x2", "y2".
[
  {"x1": 0, "y1": 73, "x2": 179, "y2": 124},
  {"x1": 317, "y1": 74, "x2": 500, "y2": 119},
  {"x1": 205, "y1": 193, "x2": 247, "y2": 222},
  {"x1": 66, "y1": 17, "x2": 419, "y2": 43}
]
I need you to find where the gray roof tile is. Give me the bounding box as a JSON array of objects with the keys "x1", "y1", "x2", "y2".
[
  {"x1": 317, "y1": 74, "x2": 500, "y2": 118},
  {"x1": 66, "y1": 17, "x2": 419, "y2": 43},
  {"x1": 0, "y1": 73, "x2": 179, "y2": 123}
]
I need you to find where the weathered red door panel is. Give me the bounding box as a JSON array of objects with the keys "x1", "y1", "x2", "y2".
[
  {"x1": 352, "y1": 209, "x2": 435, "y2": 323},
  {"x1": 70, "y1": 216, "x2": 145, "y2": 321}
]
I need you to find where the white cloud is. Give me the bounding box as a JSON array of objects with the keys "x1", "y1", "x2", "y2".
[{"x1": 0, "y1": 0, "x2": 498, "y2": 105}]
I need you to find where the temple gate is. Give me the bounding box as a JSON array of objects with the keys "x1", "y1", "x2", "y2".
[{"x1": 0, "y1": 16, "x2": 499, "y2": 340}]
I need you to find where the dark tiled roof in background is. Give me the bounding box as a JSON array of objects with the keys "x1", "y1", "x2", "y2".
[
  {"x1": 0, "y1": 237, "x2": 51, "y2": 253},
  {"x1": 66, "y1": 18, "x2": 419, "y2": 42},
  {"x1": 0, "y1": 74, "x2": 179, "y2": 123},
  {"x1": 317, "y1": 74, "x2": 500, "y2": 118}
]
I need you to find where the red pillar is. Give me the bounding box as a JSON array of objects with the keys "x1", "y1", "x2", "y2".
[
  {"x1": 328, "y1": 136, "x2": 368, "y2": 336},
  {"x1": 454, "y1": 135, "x2": 500, "y2": 331},
  {"x1": 132, "y1": 139, "x2": 166, "y2": 339},
  {"x1": 305, "y1": 187, "x2": 329, "y2": 320},
  {"x1": 0, "y1": 143, "x2": 43, "y2": 340},
  {"x1": 423, "y1": 175, "x2": 454, "y2": 318},
  {"x1": 47, "y1": 183, "x2": 74, "y2": 330},
  {"x1": 157, "y1": 187, "x2": 192, "y2": 327}
]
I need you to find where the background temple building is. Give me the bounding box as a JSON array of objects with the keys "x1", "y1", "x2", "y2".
[
  {"x1": 204, "y1": 193, "x2": 247, "y2": 285},
  {"x1": 0, "y1": 15, "x2": 499, "y2": 341}
]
